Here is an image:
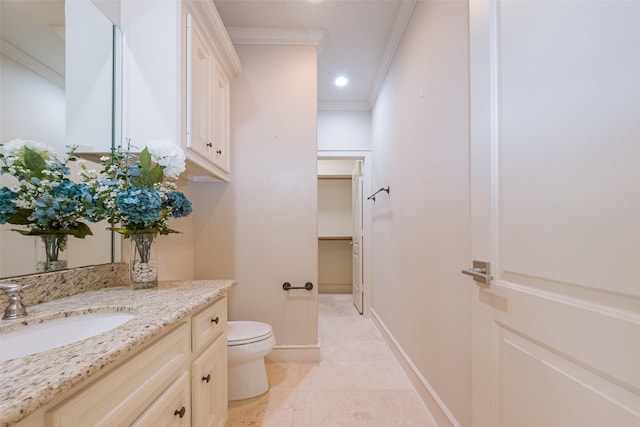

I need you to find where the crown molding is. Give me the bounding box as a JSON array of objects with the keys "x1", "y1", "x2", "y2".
[
  {"x1": 367, "y1": 0, "x2": 416, "y2": 108},
  {"x1": 1, "y1": 40, "x2": 65, "y2": 88},
  {"x1": 184, "y1": 0, "x2": 242, "y2": 78},
  {"x1": 226, "y1": 27, "x2": 325, "y2": 55}
]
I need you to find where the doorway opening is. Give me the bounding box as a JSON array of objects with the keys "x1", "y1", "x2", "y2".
[{"x1": 317, "y1": 151, "x2": 372, "y2": 316}]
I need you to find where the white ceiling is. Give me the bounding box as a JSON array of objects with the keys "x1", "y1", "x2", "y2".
[
  {"x1": 1, "y1": 0, "x2": 414, "y2": 111},
  {"x1": 214, "y1": 0, "x2": 415, "y2": 110},
  {"x1": 0, "y1": 0, "x2": 65, "y2": 76}
]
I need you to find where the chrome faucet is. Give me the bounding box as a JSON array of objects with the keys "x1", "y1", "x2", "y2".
[{"x1": 0, "y1": 284, "x2": 29, "y2": 320}]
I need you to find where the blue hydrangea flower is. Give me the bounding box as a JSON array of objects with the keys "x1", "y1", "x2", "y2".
[
  {"x1": 75, "y1": 183, "x2": 94, "y2": 204},
  {"x1": 165, "y1": 191, "x2": 192, "y2": 218},
  {"x1": 33, "y1": 193, "x2": 78, "y2": 226},
  {"x1": 0, "y1": 187, "x2": 17, "y2": 224},
  {"x1": 33, "y1": 194, "x2": 58, "y2": 225},
  {"x1": 116, "y1": 187, "x2": 163, "y2": 225},
  {"x1": 53, "y1": 180, "x2": 84, "y2": 199},
  {"x1": 98, "y1": 179, "x2": 117, "y2": 186},
  {"x1": 127, "y1": 165, "x2": 141, "y2": 177},
  {"x1": 47, "y1": 159, "x2": 70, "y2": 176}
]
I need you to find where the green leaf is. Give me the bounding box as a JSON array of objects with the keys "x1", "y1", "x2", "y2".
[
  {"x1": 23, "y1": 146, "x2": 46, "y2": 179},
  {"x1": 139, "y1": 148, "x2": 152, "y2": 172},
  {"x1": 159, "y1": 227, "x2": 181, "y2": 235},
  {"x1": 6, "y1": 208, "x2": 33, "y2": 225},
  {"x1": 109, "y1": 226, "x2": 161, "y2": 237},
  {"x1": 10, "y1": 228, "x2": 35, "y2": 236},
  {"x1": 131, "y1": 175, "x2": 144, "y2": 188},
  {"x1": 147, "y1": 166, "x2": 164, "y2": 186},
  {"x1": 8, "y1": 222, "x2": 92, "y2": 239},
  {"x1": 69, "y1": 222, "x2": 93, "y2": 238}
]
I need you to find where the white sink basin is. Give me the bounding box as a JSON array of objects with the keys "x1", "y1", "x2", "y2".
[{"x1": 0, "y1": 311, "x2": 136, "y2": 362}]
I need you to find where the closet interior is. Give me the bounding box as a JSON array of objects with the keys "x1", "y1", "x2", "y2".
[{"x1": 317, "y1": 159, "x2": 356, "y2": 294}]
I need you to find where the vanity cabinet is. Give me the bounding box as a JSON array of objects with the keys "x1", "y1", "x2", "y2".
[
  {"x1": 182, "y1": 1, "x2": 239, "y2": 182},
  {"x1": 15, "y1": 296, "x2": 228, "y2": 427},
  {"x1": 45, "y1": 323, "x2": 190, "y2": 426}
]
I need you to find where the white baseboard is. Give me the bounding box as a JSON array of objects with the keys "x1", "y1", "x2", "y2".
[
  {"x1": 318, "y1": 283, "x2": 351, "y2": 294},
  {"x1": 266, "y1": 344, "x2": 321, "y2": 363},
  {"x1": 371, "y1": 308, "x2": 461, "y2": 427}
]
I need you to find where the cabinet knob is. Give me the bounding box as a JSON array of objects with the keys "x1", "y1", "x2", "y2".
[
  {"x1": 202, "y1": 374, "x2": 211, "y2": 383},
  {"x1": 211, "y1": 316, "x2": 220, "y2": 324},
  {"x1": 206, "y1": 142, "x2": 213, "y2": 148},
  {"x1": 216, "y1": 149, "x2": 222, "y2": 155},
  {"x1": 174, "y1": 406, "x2": 186, "y2": 418}
]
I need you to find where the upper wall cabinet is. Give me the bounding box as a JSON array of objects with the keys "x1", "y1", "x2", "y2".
[
  {"x1": 79, "y1": 1, "x2": 240, "y2": 182},
  {"x1": 182, "y1": 1, "x2": 240, "y2": 182}
]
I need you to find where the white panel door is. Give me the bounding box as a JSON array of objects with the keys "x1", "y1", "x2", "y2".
[
  {"x1": 469, "y1": 1, "x2": 640, "y2": 426},
  {"x1": 352, "y1": 160, "x2": 364, "y2": 313}
]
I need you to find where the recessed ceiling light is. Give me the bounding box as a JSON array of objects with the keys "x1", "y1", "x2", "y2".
[{"x1": 334, "y1": 76, "x2": 349, "y2": 87}]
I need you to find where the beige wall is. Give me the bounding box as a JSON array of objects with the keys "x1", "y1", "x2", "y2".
[
  {"x1": 370, "y1": 1, "x2": 471, "y2": 425},
  {"x1": 317, "y1": 178, "x2": 352, "y2": 237},
  {"x1": 318, "y1": 110, "x2": 371, "y2": 151},
  {"x1": 318, "y1": 240, "x2": 352, "y2": 294},
  {"x1": 192, "y1": 44, "x2": 319, "y2": 350},
  {"x1": 156, "y1": 180, "x2": 195, "y2": 281}
]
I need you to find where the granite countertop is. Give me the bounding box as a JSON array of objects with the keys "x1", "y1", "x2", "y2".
[{"x1": 0, "y1": 279, "x2": 236, "y2": 426}]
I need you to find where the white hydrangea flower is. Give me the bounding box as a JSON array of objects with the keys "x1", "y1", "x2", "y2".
[
  {"x1": 146, "y1": 139, "x2": 186, "y2": 179},
  {"x1": 2, "y1": 139, "x2": 55, "y2": 159}
]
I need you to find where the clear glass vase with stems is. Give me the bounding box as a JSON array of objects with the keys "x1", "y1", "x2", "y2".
[
  {"x1": 130, "y1": 233, "x2": 158, "y2": 289},
  {"x1": 35, "y1": 234, "x2": 68, "y2": 272}
]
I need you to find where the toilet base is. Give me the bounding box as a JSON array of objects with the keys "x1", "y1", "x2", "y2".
[{"x1": 228, "y1": 357, "x2": 269, "y2": 401}]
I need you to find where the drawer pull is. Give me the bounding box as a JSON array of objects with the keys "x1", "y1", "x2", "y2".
[
  {"x1": 174, "y1": 406, "x2": 186, "y2": 418},
  {"x1": 211, "y1": 316, "x2": 220, "y2": 324},
  {"x1": 202, "y1": 373, "x2": 211, "y2": 383}
]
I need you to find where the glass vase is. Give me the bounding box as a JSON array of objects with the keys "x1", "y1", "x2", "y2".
[
  {"x1": 130, "y1": 233, "x2": 158, "y2": 289},
  {"x1": 35, "y1": 234, "x2": 68, "y2": 273}
]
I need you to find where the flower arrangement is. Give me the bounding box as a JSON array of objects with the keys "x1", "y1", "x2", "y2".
[
  {"x1": 0, "y1": 139, "x2": 98, "y2": 271},
  {"x1": 79, "y1": 139, "x2": 192, "y2": 237},
  {"x1": 79, "y1": 139, "x2": 192, "y2": 288},
  {"x1": 0, "y1": 139, "x2": 95, "y2": 239}
]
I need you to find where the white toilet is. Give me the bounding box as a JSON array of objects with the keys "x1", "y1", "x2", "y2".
[{"x1": 227, "y1": 320, "x2": 276, "y2": 401}]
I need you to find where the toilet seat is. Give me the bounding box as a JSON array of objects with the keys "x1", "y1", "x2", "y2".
[{"x1": 227, "y1": 321, "x2": 273, "y2": 346}]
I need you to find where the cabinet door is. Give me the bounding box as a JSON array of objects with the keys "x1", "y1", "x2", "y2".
[
  {"x1": 212, "y1": 64, "x2": 230, "y2": 174},
  {"x1": 131, "y1": 372, "x2": 191, "y2": 427},
  {"x1": 186, "y1": 13, "x2": 214, "y2": 162},
  {"x1": 191, "y1": 334, "x2": 228, "y2": 427}
]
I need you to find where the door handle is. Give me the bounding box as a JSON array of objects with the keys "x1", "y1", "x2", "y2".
[{"x1": 462, "y1": 261, "x2": 492, "y2": 284}]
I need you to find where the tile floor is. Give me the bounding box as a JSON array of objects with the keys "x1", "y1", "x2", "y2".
[{"x1": 226, "y1": 294, "x2": 437, "y2": 427}]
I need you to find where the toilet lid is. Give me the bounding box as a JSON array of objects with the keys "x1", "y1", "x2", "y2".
[{"x1": 227, "y1": 321, "x2": 273, "y2": 346}]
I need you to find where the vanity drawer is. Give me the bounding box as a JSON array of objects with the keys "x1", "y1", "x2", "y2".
[
  {"x1": 45, "y1": 323, "x2": 189, "y2": 427},
  {"x1": 192, "y1": 296, "x2": 227, "y2": 353}
]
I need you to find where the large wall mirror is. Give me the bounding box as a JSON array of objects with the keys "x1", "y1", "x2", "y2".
[{"x1": 0, "y1": 0, "x2": 121, "y2": 278}]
